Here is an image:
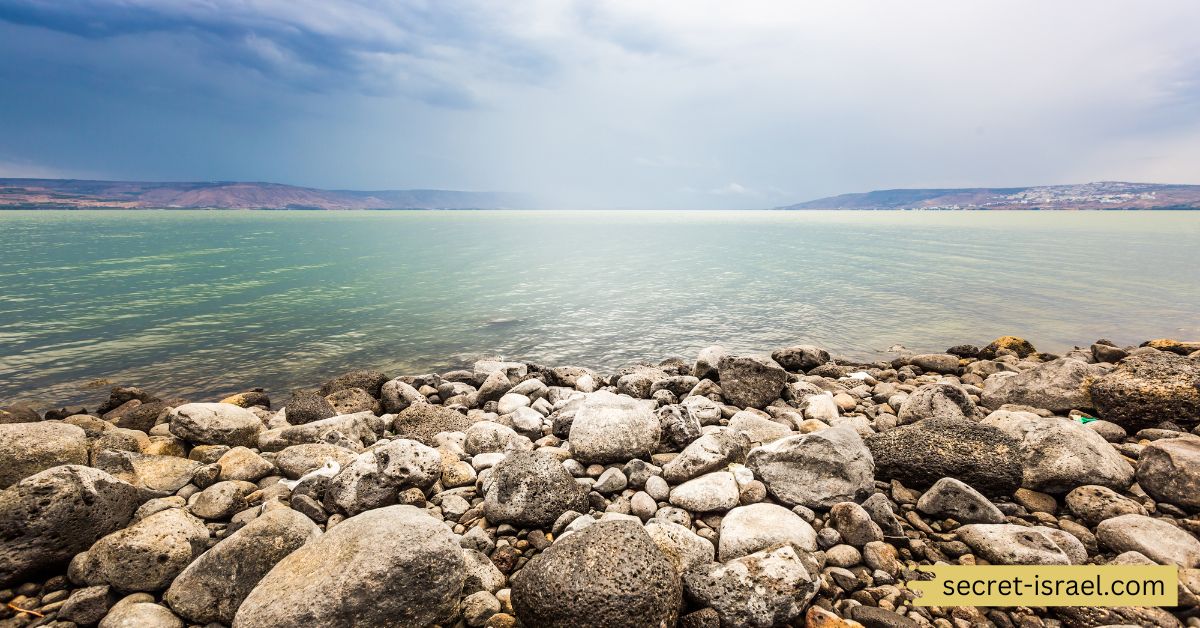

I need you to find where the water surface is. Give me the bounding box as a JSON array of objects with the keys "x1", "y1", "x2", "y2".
[{"x1": 2, "y1": 210, "x2": 1198, "y2": 405}]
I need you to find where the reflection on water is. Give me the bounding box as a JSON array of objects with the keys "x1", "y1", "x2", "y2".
[{"x1": 1, "y1": 209, "x2": 1198, "y2": 405}]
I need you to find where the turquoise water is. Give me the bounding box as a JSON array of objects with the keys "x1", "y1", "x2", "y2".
[{"x1": 2, "y1": 210, "x2": 1198, "y2": 406}]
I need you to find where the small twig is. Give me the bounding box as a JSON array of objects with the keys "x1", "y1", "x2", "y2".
[{"x1": 6, "y1": 602, "x2": 45, "y2": 618}]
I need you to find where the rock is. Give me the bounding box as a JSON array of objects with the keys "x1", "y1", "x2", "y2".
[
  {"x1": 684, "y1": 545, "x2": 818, "y2": 628},
  {"x1": 1136, "y1": 437, "x2": 1200, "y2": 511},
  {"x1": 717, "y1": 355, "x2": 788, "y2": 408},
  {"x1": 324, "y1": 387, "x2": 379, "y2": 415},
  {"x1": 957, "y1": 524, "x2": 1076, "y2": 565},
  {"x1": 718, "y1": 503, "x2": 817, "y2": 561},
  {"x1": 464, "y1": 421, "x2": 533, "y2": 455},
  {"x1": 483, "y1": 451, "x2": 589, "y2": 527},
  {"x1": 281, "y1": 391, "x2": 337, "y2": 425},
  {"x1": 92, "y1": 450, "x2": 200, "y2": 493},
  {"x1": 897, "y1": 383, "x2": 975, "y2": 425},
  {"x1": 662, "y1": 429, "x2": 750, "y2": 484},
  {"x1": 669, "y1": 471, "x2": 740, "y2": 512},
  {"x1": 827, "y1": 501, "x2": 884, "y2": 547},
  {"x1": 568, "y1": 391, "x2": 660, "y2": 464},
  {"x1": 0, "y1": 465, "x2": 145, "y2": 587},
  {"x1": 1090, "y1": 351, "x2": 1200, "y2": 427},
  {"x1": 728, "y1": 411, "x2": 792, "y2": 443},
  {"x1": 234, "y1": 505, "x2": 464, "y2": 627},
  {"x1": 1064, "y1": 485, "x2": 1147, "y2": 526},
  {"x1": 866, "y1": 418, "x2": 1022, "y2": 496},
  {"x1": 215, "y1": 446, "x2": 275, "y2": 482},
  {"x1": 275, "y1": 444, "x2": 358, "y2": 479},
  {"x1": 325, "y1": 439, "x2": 441, "y2": 516},
  {"x1": 113, "y1": 401, "x2": 170, "y2": 432},
  {"x1": 980, "y1": 410, "x2": 1133, "y2": 493},
  {"x1": 594, "y1": 467, "x2": 628, "y2": 493},
  {"x1": 59, "y1": 584, "x2": 114, "y2": 625},
  {"x1": 981, "y1": 358, "x2": 1103, "y2": 412},
  {"x1": 100, "y1": 596, "x2": 184, "y2": 628},
  {"x1": 644, "y1": 519, "x2": 716, "y2": 574},
  {"x1": 463, "y1": 590, "x2": 502, "y2": 626},
  {"x1": 746, "y1": 426, "x2": 875, "y2": 509},
  {"x1": 1142, "y1": 338, "x2": 1200, "y2": 355},
  {"x1": 169, "y1": 403, "x2": 263, "y2": 447},
  {"x1": 380, "y1": 378, "x2": 426, "y2": 414},
  {"x1": 511, "y1": 520, "x2": 682, "y2": 628},
  {"x1": 916, "y1": 477, "x2": 1006, "y2": 523},
  {"x1": 69, "y1": 508, "x2": 209, "y2": 592},
  {"x1": 771, "y1": 345, "x2": 830, "y2": 372},
  {"x1": 189, "y1": 480, "x2": 256, "y2": 519},
  {"x1": 393, "y1": 404, "x2": 471, "y2": 446},
  {"x1": 165, "y1": 508, "x2": 319, "y2": 624},
  {"x1": 657, "y1": 404, "x2": 703, "y2": 450},
  {"x1": 1096, "y1": 514, "x2": 1200, "y2": 567},
  {"x1": 318, "y1": 369, "x2": 388, "y2": 398},
  {"x1": 693, "y1": 345, "x2": 728, "y2": 380},
  {"x1": 1054, "y1": 606, "x2": 1182, "y2": 628},
  {"x1": 979, "y1": 336, "x2": 1037, "y2": 359},
  {"x1": 462, "y1": 548, "x2": 505, "y2": 594},
  {"x1": 909, "y1": 353, "x2": 960, "y2": 374},
  {"x1": 0, "y1": 404, "x2": 41, "y2": 424},
  {"x1": 616, "y1": 367, "x2": 667, "y2": 399},
  {"x1": 0, "y1": 422, "x2": 88, "y2": 489},
  {"x1": 275, "y1": 411, "x2": 385, "y2": 449},
  {"x1": 221, "y1": 390, "x2": 270, "y2": 408}
]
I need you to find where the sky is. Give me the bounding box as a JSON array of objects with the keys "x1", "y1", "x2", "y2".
[{"x1": 1, "y1": 1, "x2": 1198, "y2": 209}]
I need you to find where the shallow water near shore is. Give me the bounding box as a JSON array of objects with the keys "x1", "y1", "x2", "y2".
[{"x1": 2, "y1": 209, "x2": 1198, "y2": 405}]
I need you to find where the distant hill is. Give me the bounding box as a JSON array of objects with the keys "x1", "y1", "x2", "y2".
[
  {"x1": 0, "y1": 179, "x2": 530, "y2": 210},
  {"x1": 778, "y1": 182, "x2": 1200, "y2": 210}
]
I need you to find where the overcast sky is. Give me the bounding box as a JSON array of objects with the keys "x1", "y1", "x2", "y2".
[{"x1": 1, "y1": 1, "x2": 1198, "y2": 208}]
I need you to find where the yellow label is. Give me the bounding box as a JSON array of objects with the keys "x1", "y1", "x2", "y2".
[{"x1": 909, "y1": 565, "x2": 1178, "y2": 607}]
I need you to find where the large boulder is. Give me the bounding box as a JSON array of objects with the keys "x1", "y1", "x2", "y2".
[
  {"x1": 745, "y1": 426, "x2": 874, "y2": 509},
  {"x1": 718, "y1": 503, "x2": 817, "y2": 561},
  {"x1": 69, "y1": 507, "x2": 209, "y2": 592},
  {"x1": 234, "y1": 506, "x2": 465, "y2": 627},
  {"x1": 483, "y1": 451, "x2": 588, "y2": 527},
  {"x1": 717, "y1": 355, "x2": 788, "y2": 409},
  {"x1": 165, "y1": 508, "x2": 319, "y2": 624},
  {"x1": 0, "y1": 465, "x2": 145, "y2": 587},
  {"x1": 512, "y1": 520, "x2": 682, "y2": 628},
  {"x1": 324, "y1": 439, "x2": 441, "y2": 516},
  {"x1": 683, "y1": 545, "x2": 818, "y2": 627},
  {"x1": 981, "y1": 358, "x2": 1103, "y2": 412},
  {"x1": 169, "y1": 403, "x2": 262, "y2": 447},
  {"x1": 1090, "y1": 351, "x2": 1200, "y2": 427},
  {"x1": 897, "y1": 383, "x2": 975, "y2": 425},
  {"x1": 1096, "y1": 514, "x2": 1200, "y2": 568},
  {"x1": 866, "y1": 418, "x2": 1022, "y2": 496},
  {"x1": 770, "y1": 345, "x2": 830, "y2": 372},
  {"x1": 568, "y1": 391, "x2": 660, "y2": 464},
  {"x1": 957, "y1": 524, "x2": 1081, "y2": 565},
  {"x1": 92, "y1": 451, "x2": 201, "y2": 494},
  {"x1": 980, "y1": 410, "x2": 1133, "y2": 494},
  {"x1": 1136, "y1": 437, "x2": 1200, "y2": 511},
  {"x1": 0, "y1": 422, "x2": 89, "y2": 489},
  {"x1": 392, "y1": 404, "x2": 471, "y2": 445}
]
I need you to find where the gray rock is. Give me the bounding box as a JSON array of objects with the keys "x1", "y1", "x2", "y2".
[
  {"x1": 512, "y1": 520, "x2": 682, "y2": 628},
  {"x1": 165, "y1": 508, "x2": 319, "y2": 624},
  {"x1": 1096, "y1": 514, "x2": 1200, "y2": 567},
  {"x1": 897, "y1": 383, "x2": 975, "y2": 425},
  {"x1": 462, "y1": 548, "x2": 505, "y2": 594},
  {"x1": 380, "y1": 378, "x2": 426, "y2": 414},
  {"x1": 0, "y1": 465, "x2": 145, "y2": 587},
  {"x1": 684, "y1": 545, "x2": 818, "y2": 628},
  {"x1": 669, "y1": 471, "x2": 740, "y2": 512},
  {"x1": 69, "y1": 507, "x2": 209, "y2": 592},
  {"x1": 464, "y1": 421, "x2": 533, "y2": 455},
  {"x1": 866, "y1": 418, "x2": 1022, "y2": 496},
  {"x1": 663, "y1": 429, "x2": 750, "y2": 484},
  {"x1": 234, "y1": 505, "x2": 465, "y2": 627},
  {"x1": 717, "y1": 355, "x2": 788, "y2": 409},
  {"x1": 980, "y1": 410, "x2": 1133, "y2": 493},
  {"x1": 657, "y1": 404, "x2": 703, "y2": 450},
  {"x1": 275, "y1": 444, "x2": 358, "y2": 479},
  {"x1": 0, "y1": 422, "x2": 88, "y2": 489},
  {"x1": 981, "y1": 358, "x2": 1103, "y2": 412},
  {"x1": 275, "y1": 411, "x2": 385, "y2": 450},
  {"x1": 693, "y1": 345, "x2": 729, "y2": 380},
  {"x1": 1136, "y1": 436, "x2": 1200, "y2": 511},
  {"x1": 746, "y1": 426, "x2": 875, "y2": 509},
  {"x1": 92, "y1": 450, "x2": 200, "y2": 493},
  {"x1": 957, "y1": 524, "x2": 1075, "y2": 565},
  {"x1": 281, "y1": 390, "x2": 337, "y2": 425},
  {"x1": 1064, "y1": 485, "x2": 1148, "y2": 526},
  {"x1": 644, "y1": 519, "x2": 715, "y2": 574},
  {"x1": 770, "y1": 345, "x2": 830, "y2": 372},
  {"x1": 1090, "y1": 351, "x2": 1200, "y2": 427},
  {"x1": 169, "y1": 403, "x2": 263, "y2": 447},
  {"x1": 324, "y1": 387, "x2": 379, "y2": 415},
  {"x1": 483, "y1": 451, "x2": 589, "y2": 527},
  {"x1": 828, "y1": 501, "x2": 884, "y2": 546},
  {"x1": 617, "y1": 367, "x2": 668, "y2": 399},
  {"x1": 728, "y1": 411, "x2": 792, "y2": 443},
  {"x1": 909, "y1": 353, "x2": 960, "y2": 374},
  {"x1": 568, "y1": 391, "x2": 660, "y2": 464},
  {"x1": 100, "y1": 596, "x2": 184, "y2": 628},
  {"x1": 392, "y1": 404, "x2": 471, "y2": 446},
  {"x1": 59, "y1": 584, "x2": 115, "y2": 625},
  {"x1": 324, "y1": 439, "x2": 441, "y2": 516},
  {"x1": 916, "y1": 477, "x2": 1005, "y2": 523},
  {"x1": 318, "y1": 369, "x2": 388, "y2": 398},
  {"x1": 718, "y1": 503, "x2": 817, "y2": 561}
]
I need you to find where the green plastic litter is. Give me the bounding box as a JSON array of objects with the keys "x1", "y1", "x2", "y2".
[{"x1": 1078, "y1": 416, "x2": 1097, "y2": 424}]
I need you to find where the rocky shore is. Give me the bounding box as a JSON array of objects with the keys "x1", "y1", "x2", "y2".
[{"x1": 2, "y1": 335, "x2": 1200, "y2": 628}]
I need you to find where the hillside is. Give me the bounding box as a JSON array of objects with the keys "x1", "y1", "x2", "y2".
[
  {"x1": 779, "y1": 182, "x2": 1200, "y2": 210},
  {"x1": 0, "y1": 179, "x2": 528, "y2": 210}
]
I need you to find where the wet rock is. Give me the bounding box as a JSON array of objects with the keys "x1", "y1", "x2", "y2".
[
  {"x1": 69, "y1": 508, "x2": 209, "y2": 592},
  {"x1": 169, "y1": 403, "x2": 263, "y2": 447},
  {"x1": 1090, "y1": 351, "x2": 1200, "y2": 427},
  {"x1": 392, "y1": 403, "x2": 471, "y2": 446},
  {"x1": 0, "y1": 422, "x2": 88, "y2": 489},
  {"x1": 221, "y1": 390, "x2": 271, "y2": 409},
  {"x1": 957, "y1": 524, "x2": 1077, "y2": 565},
  {"x1": 897, "y1": 383, "x2": 975, "y2": 425},
  {"x1": 325, "y1": 439, "x2": 441, "y2": 516},
  {"x1": 318, "y1": 369, "x2": 388, "y2": 398},
  {"x1": 771, "y1": 345, "x2": 830, "y2": 372},
  {"x1": 1096, "y1": 514, "x2": 1200, "y2": 567},
  {"x1": 866, "y1": 418, "x2": 1022, "y2": 496},
  {"x1": 746, "y1": 426, "x2": 875, "y2": 509},
  {"x1": 281, "y1": 391, "x2": 337, "y2": 425},
  {"x1": 669, "y1": 471, "x2": 740, "y2": 512},
  {"x1": 234, "y1": 505, "x2": 464, "y2": 627},
  {"x1": 663, "y1": 429, "x2": 750, "y2": 484},
  {"x1": 718, "y1": 503, "x2": 817, "y2": 561},
  {"x1": 0, "y1": 465, "x2": 145, "y2": 587},
  {"x1": 917, "y1": 477, "x2": 1006, "y2": 523},
  {"x1": 483, "y1": 451, "x2": 589, "y2": 527},
  {"x1": 717, "y1": 355, "x2": 788, "y2": 409},
  {"x1": 1141, "y1": 338, "x2": 1200, "y2": 355},
  {"x1": 0, "y1": 404, "x2": 41, "y2": 424},
  {"x1": 114, "y1": 401, "x2": 170, "y2": 432},
  {"x1": 568, "y1": 391, "x2": 660, "y2": 464},
  {"x1": 980, "y1": 410, "x2": 1133, "y2": 493},
  {"x1": 512, "y1": 520, "x2": 682, "y2": 628},
  {"x1": 684, "y1": 545, "x2": 818, "y2": 628},
  {"x1": 1136, "y1": 436, "x2": 1200, "y2": 511},
  {"x1": 165, "y1": 508, "x2": 319, "y2": 625}
]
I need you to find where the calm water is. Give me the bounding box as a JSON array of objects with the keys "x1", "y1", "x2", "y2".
[{"x1": 2, "y1": 210, "x2": 1198, "y2": 406}]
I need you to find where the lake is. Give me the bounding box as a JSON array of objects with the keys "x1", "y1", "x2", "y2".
[{"x1": 2, "y1": 210, "x2": 1198, "y2": 406}]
